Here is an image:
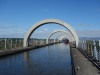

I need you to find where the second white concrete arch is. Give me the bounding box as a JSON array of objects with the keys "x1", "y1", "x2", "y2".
[{"x1": 46, "y1": 30, "x2": 74, "y2": 44}]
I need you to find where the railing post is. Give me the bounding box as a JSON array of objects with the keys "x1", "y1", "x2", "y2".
[
  {"x1": 79, "y1": 40, "x2": 82, "y2": 48},
  {"x1": 93, "y1": 40, "x2": 98, "y2": 60},
  {"x1": 90, "y1": 41, "x2": 92, "y2": 57},
  {"x1": 54, "y1": 39, "x2": 55, "y2": 43},
  {"x1": 10, "y1": 39, "x2": 12, "y2": 48},
  {"x1": 19, "y1": 39, "x2": 22, "y2": 47},
  {"x1": 36, "y1": 39, "x2": 37, "y2": 45},
  {"x1": 40, "y1": 40, "x2": 42, "y2": 45},
  {"x1": 83, "y1": 40, "x2": 85, "y2": 50},
  {"x1": 91, "y1": 40, "x2": 94, "y2": 57},
  {"x1": 82, "y1": 40, "x2": 84, "y2": 50},
  {"x1": 88, "y1": 41, "x2": 91, "y2": 56},
  {"x1": 84, "y1": 40, "x2": 87, "y2": 52},
  {"x1": 88, "y1": 41, "x2": 91, "y2": 55},
  {"x1": 20, "y1": 39, "x2": 23, "y2": 47},
  {"x1": 15, "y1": 39, "x2": 17, "y2": 48},
  {"x1": 99, "y1": 40, "x2": 100, "y2": 62},
  {"x1": 32, "y1": 39, "x2": 34, "y2": 46},
  {"x1": 5, "y1": 39, "x2": 7, "y2": 50},
  {"x1": 87, "y1": 41, "x2": 89, "y2": 54}
]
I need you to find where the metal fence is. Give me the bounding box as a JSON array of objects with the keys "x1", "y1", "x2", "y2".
[
  {"x1": 0, "y1": 38, "x2": 23, "y2": 50},
  {"x1": 0, "y1": 38, "x2": 56, "y2": 50},
  {"x1": 79, "y1": 40, "x2": 100, "y2": 63}
]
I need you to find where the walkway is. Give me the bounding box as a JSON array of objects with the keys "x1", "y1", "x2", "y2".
[{"x1": 71, "y1": 47, "x2": 100, "y2": 75}]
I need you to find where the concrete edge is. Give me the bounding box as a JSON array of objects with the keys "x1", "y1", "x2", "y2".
[{"x1": 70, "y1": 46, "x2": 76, "y2": 75}]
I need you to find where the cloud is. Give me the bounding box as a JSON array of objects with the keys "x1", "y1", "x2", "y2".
[
  {"x1": 44, "y1": 28, "x2": 48, "y2": 31},
  {"x1": 0, "y1": 27, "x2": 25, "y2": 38},
  {"x1": 76, "y1": 30, "x2": 100, "y2": 37},
  {"x1": 76, "y1": 24, "x2": 90, "y2": 27}
]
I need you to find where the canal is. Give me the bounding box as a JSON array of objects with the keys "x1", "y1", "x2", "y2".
[{"x1": 0, "y1": 43, "x2": 72, "y2": 75}]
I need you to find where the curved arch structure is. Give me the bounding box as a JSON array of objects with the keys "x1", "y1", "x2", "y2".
[
  {"x1": 59, "y1": 36, "x2": 69, "y2": 41},
  {"x1": 24, "y1": 19, "x2": 79, "y2": 47},
  {"x1": 55, "y1": 34, "x2": 69, "y2": 40},
  {"x1": 46, "y1": 30, "x2": 74, "y2": 43},
  {"x1": 55, "y1": 34, "x2": 70, "y2": 42}
]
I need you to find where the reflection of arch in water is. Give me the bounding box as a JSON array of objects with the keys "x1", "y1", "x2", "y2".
[
  {"x1": 23, "y1": 19, "x2": 79, "y2": 47},
  {"x1": 54, "y1": 34, "x2": 72, "y2": 42},
  {"x1": 46, "y1": 30, "x2": 74, "y2": 43}
]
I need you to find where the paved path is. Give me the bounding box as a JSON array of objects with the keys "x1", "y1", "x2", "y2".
[{"x1": 71, "y1": 47, "x2": 100, "y2": 75}]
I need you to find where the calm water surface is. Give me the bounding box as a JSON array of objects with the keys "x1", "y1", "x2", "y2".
[{"x1": 0, "y1": 43, "x2": 72, "y2": 75}]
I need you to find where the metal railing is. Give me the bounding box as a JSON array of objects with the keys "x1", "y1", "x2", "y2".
[
  {"x1": 79, "y1": 40, "x2": 100, "y2": 64},
  {"x1": 0, "y1": 38, "x2": 57, "y2": 50}
]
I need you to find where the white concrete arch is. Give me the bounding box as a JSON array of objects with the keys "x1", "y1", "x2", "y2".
[
  {"x1": 55, "y1": 34, "x2": 70, "y2": 42},
  {"x1": 56, "y1": 34, "x2": 68, "y2": 39},
  {"x1": 23, "y1": 19, "x2": 79, "y2": 47},
  {"x1": 46, "y1": 30, "x2": 74, "y2": 43},
  {"x1": 59, "y1": 36, "x2": 69, "y2": 41}
]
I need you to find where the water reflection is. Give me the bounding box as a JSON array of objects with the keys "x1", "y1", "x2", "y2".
[{"x1": 0, "y1": 43, "x2": 72, "y2": 75}]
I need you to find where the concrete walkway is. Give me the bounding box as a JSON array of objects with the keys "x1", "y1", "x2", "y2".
[{"x1": 71, "y1": 47, "x2": 100, "y2": 75}]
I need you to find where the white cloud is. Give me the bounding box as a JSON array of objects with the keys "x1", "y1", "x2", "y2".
[
  {"x1": 76, "y1": 24, "x2": 90, "y2": 27},
  {"x1": 0, "y1": 27, "x2": 25, "y2": 38},
  {"x1": 44, "y1": 28, "x2": 48, "y2": 31},
  {"x1": 76, "y1": 30, "x2": 100, "y2": 37}
]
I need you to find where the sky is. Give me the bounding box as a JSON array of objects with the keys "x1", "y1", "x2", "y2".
[{"x1": 0, "y1": 0, "x2": 100, "y2": 38}]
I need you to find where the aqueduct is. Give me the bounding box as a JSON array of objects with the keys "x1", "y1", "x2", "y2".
[{"x1": 23, "y1": 19, "x2": 79, "y2": 47}]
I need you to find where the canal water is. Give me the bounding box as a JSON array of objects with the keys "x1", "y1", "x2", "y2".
[{"x1": 0, "y1": 43, "x2": 72, "y2": 75}]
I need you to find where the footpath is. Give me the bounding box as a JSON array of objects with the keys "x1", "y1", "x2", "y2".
[{"x1": 71, "y1": 46, "x2": 100, "y2": 75}]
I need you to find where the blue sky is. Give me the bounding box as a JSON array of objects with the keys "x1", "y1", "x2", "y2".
[{"x1": 0, "y1": 0, "x2": 100, "y2": 38}]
